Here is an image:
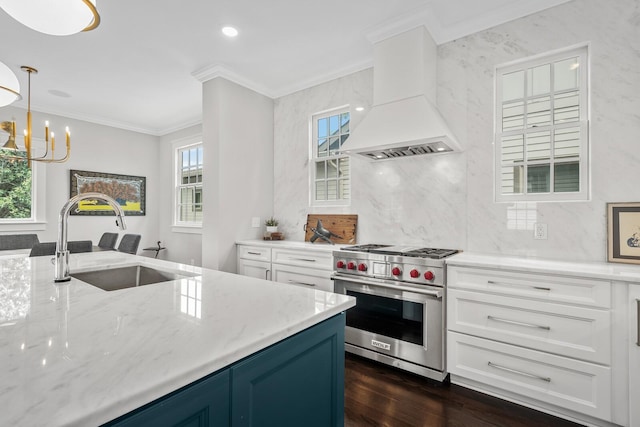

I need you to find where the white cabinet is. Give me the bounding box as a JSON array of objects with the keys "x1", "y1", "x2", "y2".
[
  {"x1": 236, "y1": 242, "x2": 335, "y2": 292},
  {"x1": 447, "y1": 265, "x2": 613, "y2": 424},
  {"x1": 630, "y1": 284, "x2": 640, "y2": 427},
  {"x1": 237, "y1": 245, "x2": 272, "y2": 280},
  {"x1": 271, "y1": 263, "x2": 332, "y2": 292},
  {"x1": 237, "y1": 245, "x2": 271, "y2": 263},
  {"x1": 237, "y1": 259, "x2": 271, "y2": 280},
  {"x1": 449, "y1": 332, "x2": 611, "y2": 420}
]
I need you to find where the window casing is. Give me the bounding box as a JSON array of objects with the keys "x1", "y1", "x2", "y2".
[
  {"x1": 310, "y1": 107, "x2": 350, "y2": 206},
  {"x1": 495, "y1": 45, "x2": 589, "y2": 202},
  {"x1": 175, "y1": 142, "x2": 203, "y2": 227}
]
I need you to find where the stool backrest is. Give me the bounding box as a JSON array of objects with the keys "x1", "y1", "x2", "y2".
[
  {"x1": 98, "y1": 232, "x2": 119, "y2": 250},
  {"x1": 117, "y1": 234, "x2": 141, "y2": 255},
  {"x1": 0, "y1": 234, "x2": 40, "y2": 250}
]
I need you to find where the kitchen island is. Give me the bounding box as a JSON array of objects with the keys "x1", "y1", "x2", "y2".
[{"x1": 0, "y1": 251, "x2": 354, "y2": 426}]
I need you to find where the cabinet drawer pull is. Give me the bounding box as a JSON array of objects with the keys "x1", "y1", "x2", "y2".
[
  {"x1": 636, "y1": 299, "x2": 640, "y2": 347},
  {"x1": 487, "y1": 362, "x2": 551, "y2": 382},
  {"x1": 487, "y1": 315, "x2": 551, "y2": 330},
  {"x1": 287, "y1": 280, "x2": 316, "y2": 287},
  {"x1": 265, "y1": 269, "x2": 270, "y2": 281},
  {"x1": 247, "y1": 251, "x2": 262, "y2": 256},
  {"x1": 288, "y1": 257, "x2": 316, "y2": 262},
  {"x1": 487, "y1": 280, "x2": 551, "y2": 291}
]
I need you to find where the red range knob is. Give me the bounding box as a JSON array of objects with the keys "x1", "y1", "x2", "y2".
[
  {"x1": 424, "y1": 271, "x2": 435, "y2": 281},
  {"x1": 391, "y1": 267, "x2": 402, "y2": 276},
  {"x1": 410, "y1": 269, "x2": 420, "y2": 278},
  {"x1": 336, "y1": 261, "x2": 345, "y2": 269},
  {"x1": 347, "y1": 262, "x2": 356, "y2": 270},
  {"x1": 358, "y1": 263, "x2": 367, "y2": 272}
]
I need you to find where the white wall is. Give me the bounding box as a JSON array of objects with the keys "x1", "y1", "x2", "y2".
[
  {"x1": 274, "y1": 0, "x2": 640, "y2": 262},
  {"x1": 274, "y1": 68, "x2": 468, "y2": 250},
  {"x1": 201, "y1": 77, "x2": 274, "y2": 272},
  {"x1": 158, "y1": 124, "x2": 203, "y2": 266},
  {"x1": 442, "y1": 0, "x2": 640, "y2": 261},
  {"x1": 0, "y1": 106, "x2": 161, "y2": 254}
]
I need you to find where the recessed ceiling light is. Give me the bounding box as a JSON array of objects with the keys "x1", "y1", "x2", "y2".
[
  {"x1": 355, "y1": 106, "x2": 364, "y2": 112},
  {"x1": 222, "y1": 26, "x2": 238, "y2": 38}
]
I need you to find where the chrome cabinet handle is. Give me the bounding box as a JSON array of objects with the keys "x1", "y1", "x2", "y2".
[
  {"x1": 487, "y1": 280, "x2": 551, "y2": 291},
  {"x1": 265, "y1": 269, "x2": 270, "y2": 281},
  {"x1": 487, "y1": 315, "x2": 551, "y2": 331},
  {"x1": 288, "y1": 257, "x2": 316, "y2": 262},
  {"x1": 287, "y1": 280, "x2": 316, "y2": 287},
  {"x1": 488, "y1": 362, "x2": 551, "y2": 382},
  {"x1": 636, "y1": 299, "x2": 639, "y2": 347},
  {"x1": 247, "y1": 251, "x2": 262, "y2": 256}
]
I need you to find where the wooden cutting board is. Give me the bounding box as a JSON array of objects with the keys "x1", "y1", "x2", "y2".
[{"x1": 304, "y1": 214, "x2": 357, "y2": 244}]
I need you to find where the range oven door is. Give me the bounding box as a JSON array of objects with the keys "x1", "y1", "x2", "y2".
[{"x1": 333, "y1": 275, "x2": 444, "y2": 373}]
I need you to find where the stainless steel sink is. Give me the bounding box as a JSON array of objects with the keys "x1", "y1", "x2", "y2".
[{"x1": 71, "y1": 265, "x2": 198, "y2": 291}]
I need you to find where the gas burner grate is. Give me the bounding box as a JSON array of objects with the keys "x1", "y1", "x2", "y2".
[
  {"x1": 341, "y1": 244, "x2": 392, "y2": 252},
  {"x1": 402, "y1": 248, "x2": 459, "y2": 259}
]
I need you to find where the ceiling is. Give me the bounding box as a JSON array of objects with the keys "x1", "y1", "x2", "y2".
[{"x1": 0, "y1": 0, "x2": 570, "y2": 136}]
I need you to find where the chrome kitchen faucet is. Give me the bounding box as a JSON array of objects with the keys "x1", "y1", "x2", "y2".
[{"x1": 55, "y1": 192, "x2": 126, "y2": 282}]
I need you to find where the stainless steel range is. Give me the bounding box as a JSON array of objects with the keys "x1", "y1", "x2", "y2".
[{"x1": 332, "y1": 244, "x2": 459, "y2": 381}]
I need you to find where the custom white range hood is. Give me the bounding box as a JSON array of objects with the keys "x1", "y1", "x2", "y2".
[{"x1": 341, "y1": 26, "x2": 461, "y2": 160}]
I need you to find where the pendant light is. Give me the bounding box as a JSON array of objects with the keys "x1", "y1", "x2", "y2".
[
  {"x1": 0, "y1": 61, "x2": 20, "y2": 107},
  {"x1": 1, "y1": 66, "x2": 71, "y2": 163},
  {"x1": 0, "y1": 0, "x2": 100, "y2": 36}
]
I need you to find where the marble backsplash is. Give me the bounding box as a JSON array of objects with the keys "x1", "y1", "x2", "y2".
[{"x1": 274, "y1": 0, "x2": 640, "y2": 263}]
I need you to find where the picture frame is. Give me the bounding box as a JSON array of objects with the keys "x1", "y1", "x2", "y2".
[
  {"x1": 607, "y1": 202, "x2": 640, "y2": 264},
  {"x1": 69, "y1": 169, "x2": 146, "y2": 216}
]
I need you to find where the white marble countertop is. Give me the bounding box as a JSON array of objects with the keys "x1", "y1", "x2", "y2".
[
  {"x1": 447, "y1": 251, "x2": 640, "y2": 282},
  {"x1": 0, "y1": 252, "x2": 354, "y2": 426},
  {"x1": 236, "y1": 239, "x2": 346, "y2": 252}
]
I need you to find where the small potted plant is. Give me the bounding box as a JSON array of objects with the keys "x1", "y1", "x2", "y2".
[{"x1": 265, "y1": 217, "x2": 279, "y2": 233}]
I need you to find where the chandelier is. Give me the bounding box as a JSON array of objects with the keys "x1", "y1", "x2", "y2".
[
  {"x1": 0, "y1": 66, "x2": 71, "y2": 163},
  {"x1": 0, "y1": 0, "x2": 100, "y2": 36}
]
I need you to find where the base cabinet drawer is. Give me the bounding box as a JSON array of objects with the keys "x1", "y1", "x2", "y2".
[
  {"x1": 448, "y1": 289, "x2": 610, "y2": 364},
  {"x1": 238, "y1": 246, "x2": 272, "y2": 262},
  {"x1": 448, "y1": 331, "x2": 612, "y2": 421},
  {"x1": 271, "y1": 264, "x2": 333, "y2": 292},
  {"x1": 272, "y1": 248, "x2": 333, "y2": 270},
  {"x1": 448, "y1": 266, "x2": 611, "y2": 308}
]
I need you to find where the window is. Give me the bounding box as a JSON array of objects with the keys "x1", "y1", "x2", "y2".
[
  {"x1": 0, "y1": 143, "x2": 46, "y2": 230},
  {"x1": 311, "y1": 107, "x2": 350, "y2": 205},
  {"x1": 175, "y1": 142, "x2": 203, "y2": 226},
  {"x1": 495, "y1": 45, "x2": 589, "y2": 202},
  {"x1": 0, "y1": 152, "x2": 32, "y2": 219}
]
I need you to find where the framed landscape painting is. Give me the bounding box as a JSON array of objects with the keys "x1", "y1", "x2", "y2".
[
  {"x1": 69, "y1": 169, "x2": 146, "y2": 216},
  {"x1": 607, "y1": 202, "x2": 640, "y2": 264}
]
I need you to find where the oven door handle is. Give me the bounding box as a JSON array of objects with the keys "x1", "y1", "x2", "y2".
[{"x1": 332, "y1": 274, "x2": 443, "y2": 299}]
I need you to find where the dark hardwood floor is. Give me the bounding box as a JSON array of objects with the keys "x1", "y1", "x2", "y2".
[{"x1": 344, "y1": 354, "x2": 585, "y2": 427}]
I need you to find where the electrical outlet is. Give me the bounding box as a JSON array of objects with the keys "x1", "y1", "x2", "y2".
[
  {"x1": 251, "y1": 217, "x2": 260, "y2": 228},
  {"x1": 534, "y1": 223, "x2": 548, "y2": 240}
]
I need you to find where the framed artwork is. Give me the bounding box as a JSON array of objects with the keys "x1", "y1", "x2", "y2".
[
  {"x1": 70, "y1": 169, "x2": 146, "y2": 216},
  {"x1": 607, "y1": 202, "x2": 640, "y2": 264}
]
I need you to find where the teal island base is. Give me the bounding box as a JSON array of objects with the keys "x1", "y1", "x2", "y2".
[{"x1": 103, "y1": 313, "x2": 346, "y2": 427}]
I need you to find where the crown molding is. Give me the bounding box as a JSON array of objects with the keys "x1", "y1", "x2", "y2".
[
  {"x1": 427, "y1": 0, "x2": 573, "y2": 44},
  {"x1": 191, "y1": 64, "x2": 276, "y2": 98},
  {"x1": 271, "y1": 58, "x2": 373, "y2": 99},
  {"x1": 363, "y1": 5, "x2": 431, "y2": 44},
  {"x1": 4, "y1": 102, "x2": 201, "y2": 137}
]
